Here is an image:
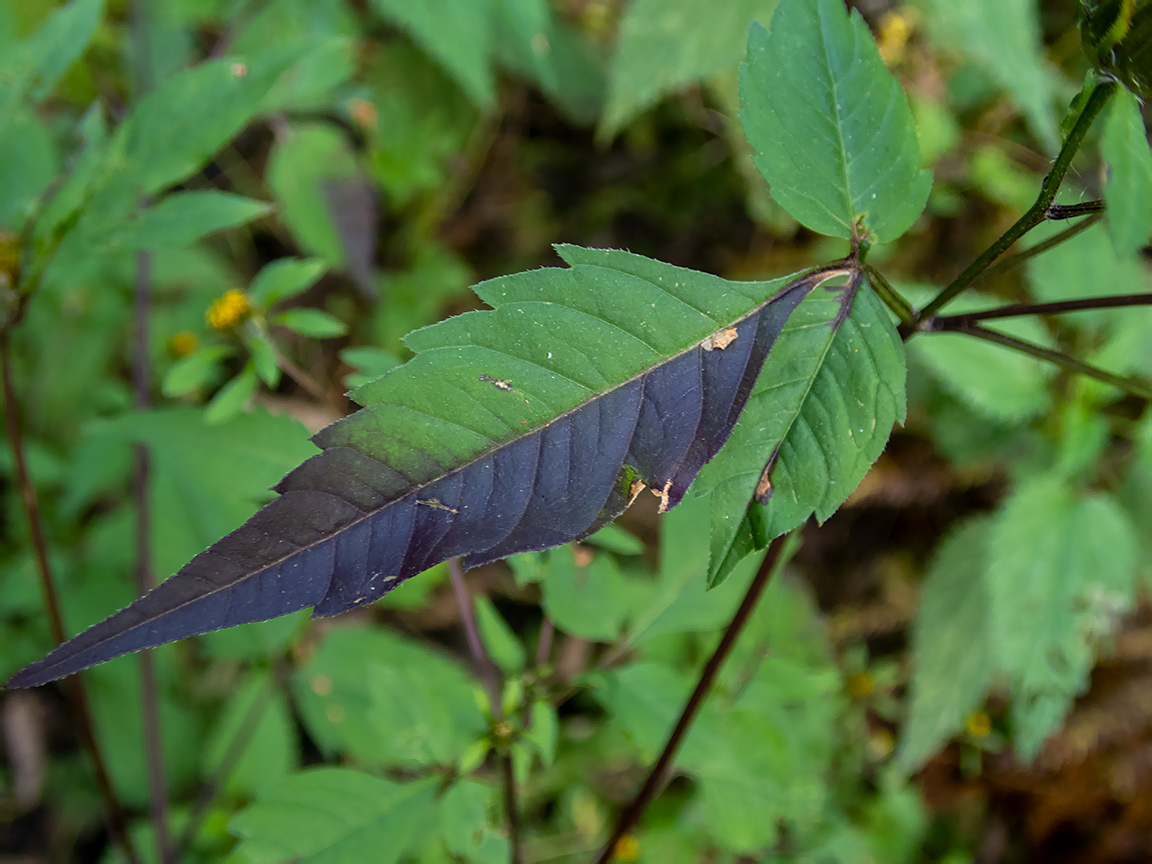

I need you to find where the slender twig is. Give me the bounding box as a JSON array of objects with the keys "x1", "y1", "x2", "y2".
[
  {"x1": 931, "y1": 292, "x2": 1152, "y2": 329},
  {"x1": 1045, "y1": 200, "x2": 1104, "y2": 219},
  {"x1": 861, "y1": 264, "x2": 914, "y2": 326},
  {"x1": 972, "y1": 213, "x2": 1103, "y2": 288},
  {"x1": 133, "y1": 249, "x2": 173, "y2": 864},
  {"x1": 270, "y1": 342, "x2": 328, "y2": 402},
  {"x1": 592, "y1": 533, "x2": 790, "y2": 864},
  {"x1": 908, "y1": 79, "x2": 1117, "y2": 331},
  {"x1": 447, "y1": 558, "x2": 522, "y2": 864},
  {"x1": 174, "y1": 658, "x2": 286, "y2": 858},
  {"x1": 0, "y1": 334, "x2": 141, "y2": 864},
  {"x1": 949, "y1": 323, "x2": 1152, "y2": 400}
]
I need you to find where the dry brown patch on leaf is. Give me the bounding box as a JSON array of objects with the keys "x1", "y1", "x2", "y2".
[{"x1": 700, "y1": 326, "x2": 739, "y2": 351}]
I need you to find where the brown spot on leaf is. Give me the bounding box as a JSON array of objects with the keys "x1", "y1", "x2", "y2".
[
  {"x1": 755, "y1": 468, "x2": 773, "y2": 502},
  {"x1": 478, "y1": 374, "x2": 515, "y2": 392},
  {"x1": 628, "y1": 479, "x2": 647, "y2": 505},
  {"x1": 700, "y1": 326, "x2": 739, "y2": 352},
  {"x1": 652, "y1": 479, "x2": 673, "y2": 514}
]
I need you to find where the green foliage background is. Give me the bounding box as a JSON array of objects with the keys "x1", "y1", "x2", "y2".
[{"x1": 2, "y1": 0, "x2": 1152, "y2": 862}]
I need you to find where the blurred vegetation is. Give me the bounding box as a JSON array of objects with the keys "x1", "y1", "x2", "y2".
[{"x1": 2, "y1": 0, "x2": 1152, "y2": 862}]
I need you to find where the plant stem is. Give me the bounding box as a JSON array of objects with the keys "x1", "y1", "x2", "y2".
[
  {"x1": 0, "y1": 333, "x2": 140, "y2": 864},
  {"x1": 1046, "y1": 200, "x2": 1104, "y2": 219},
  {"x1": 931, "y1": 292, "x2": 1152, "y2": 328},
  {"x1": 591, "y1": 533, "x2": 789, "y2": 864},
  {"x1": 862, "y1": 264, "x2": 914, "y2": 326},
  {"x1": 950, "y1": 323, "x2": 1152, "y2": 400},
  {"x1": 447, "y1": 558, "x2": 522, "y2": 864},
  {"x1": 134, "y1": 249, "x2": 173, "y2": 864},
  {"x1": 908, "y1": 79, "x2": 1116, "y2": 330},
  {"x1": 972, "y1": 213, "x2": 1103, "y2": 288}
]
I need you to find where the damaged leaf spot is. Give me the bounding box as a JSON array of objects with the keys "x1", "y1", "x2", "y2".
[
  {"x1": 478, "y1": 374, "x2": 515, "y2": 392},
  {"x1": 755, "y1": 468, "x2": 773, "y2": 502},
  {"x1": 417, "y1": 498, "x2": 459, "y2": 513},
  {"x1": 651, "y1": 479, "x2": 673, "y2": 514},
  {"x1": 700, "y1": 327, "x2": 739, "y2": 352},
  {"x1": 628, "y1": 478, "x2": 647, "y2": 505}
]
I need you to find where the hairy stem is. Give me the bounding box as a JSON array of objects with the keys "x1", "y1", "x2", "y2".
[
  {"x1": 448, "y1": 558, "x2": 522, "y2": 864},
  {"x1": 1046, "y1": 200, "x2": 1104, "y2": 219},
  {"x1": 908, "y1": 79, "x2": 1116, "y2": 330},
  {"x1": 950, "y1": 323, "x2": 1152, "y2": 400},
  {"x1": 931, "y1": 292, "x2": 1152, "y2": 329},
  {"x1": 134, "y1": 249, "x2": 173, "y2": 864},
  {"x1": 0, "y1": 334, "x2": 140, "y2": 864},
  {"x1": 592, "y1": 532, "x2": 790, "y2": 864}
]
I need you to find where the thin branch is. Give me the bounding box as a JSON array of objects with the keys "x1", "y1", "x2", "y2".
[
  {"x1": 950, "y1": 323, "x2": 1152, "y2": 401},
  {"x1": 592, "y1": 533, "x2": 790, "y2": 864},
  {"x1": 133, "y1": 249, "x2": 173, "y2": 864},
  {"x1": 0, "y1": 334, "x2": 141, "y2": 864},
  {"x1": 908, "y1": 79, "x2": 1117, "y2": 330},
  {"x1": 271, "y1": 342, "x2": 328, "y2": 402},
  {"x1": 931, "y1": 292, "x2": 1152, "y2": 329},
  {"x1": 1045, "y1": 200, "x2": 1104, "y2": 219},
  {"x1": 861, "y1": 264, "x2": 914, "y2": 326},
  {"x1": 447, "y1": 558, "x2": 522, "y2": 864},
  {"x1": 972, "y1": 212, "x2": 1103, "y2": 288}
]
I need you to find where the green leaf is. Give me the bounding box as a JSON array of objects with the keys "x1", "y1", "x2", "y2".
[
  {"x1": 10, "y1": 249, "x2": 852, "y2": 685},
  {"x1": 919, "y1": 0, "x2": 1060, "y2": 152},
  {"x1": 202, "y1": 671, "x2": 299, "y2": 797},
  {"x1": 540, "y1": 544, "x2": 628, "y2": 642},
  {"x1": 899, "y1": 517, "x2": 997, "y2": 770},
  {"x1": 903, "y1": 284, "x2": 1054, "y2": 422},
  {"x1": 601, "y1": 0, "x2": 779, "y2": 138},
  {"x1": 266, "y1": 123, "x2": 360, "y2": 268},
  {"x1": 32, "y1": 102, "x2": 108, "y2": 244},
  {"x1": 697, "y1": 281, "x2": 906, "y2": 585},
  {"x1": 129, "y1": 192, "x2": 271, "y2": 249},
  {"x1": 987, "y1": 476, "x2": 1138, "y2": 759},
  {"x1": 0, "y1": 0, "x2": 104, "y2": 103},
  {"x1": 294, "y1": 626, "x2": 485, "y2": 768},
  {"x1": 473, "y1": 594, "x2": 526, "y2": 673},
  {"x1": 116, "y1": 49, "x2": 299, "y2": 195},
  {"x1": 739, "y1": 0, "x2": 932, "y2": 242},
  {"x1": 0, "y1": 106, "x2": 60, "y2": 231},
  {"x1": 340, "y1": 346, "x2": 402, "y2": 389},
  {"x1": 363, "y1": 43, "x2": 478, "y2": 206},
  {"x1": 1102, "y1": 86, "x2": 1152, "y2": 259},
  {"x1": 369, "y1": 0, "x2": 494, "y2": 108},
  {"x1": 440, "y1": 781, "x2": 510, "y2": 864},
  {"x1": 248, "y1": 333, "x2": 281, "y2": 389},
  {"x1": 230, "y1": 769, "x2": 438, "y2": 864},
  {"x1": 249, "y1": 257, "x2": 328, "y2": 308},
  {"x1": 272, "y1": 307, "x2": 347, "y2": 338},
  {"x1": 162, "y1": 345, "x2": 233, "y2": 397},
  {"x1": 205, "y1": 363, "x2": 260, "y2": 424}
]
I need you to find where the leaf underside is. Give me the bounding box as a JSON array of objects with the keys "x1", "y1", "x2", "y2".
[{"x1": 9, "y1": 248, "x2": 851, "y2": 687}]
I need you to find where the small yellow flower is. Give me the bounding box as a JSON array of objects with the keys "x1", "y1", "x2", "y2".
[
  {"x1": 206, "y1": 289, "x2": 252, "y2": 331},
  {"x1": 846, "y1": 671, "x2": 875, "y2": 699},
  {"x1": 613, "y1": 835, "x2": 639, "y2": 863},
  {"x1": 966, "y1": 711, "x2": 992, "y2": 738},
  {"x1": 169, "y1": 330, "x2": 199, "y2": 357},
  {"x1": 877, "y1": 8, "x2": 917, "y2": 66}
]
